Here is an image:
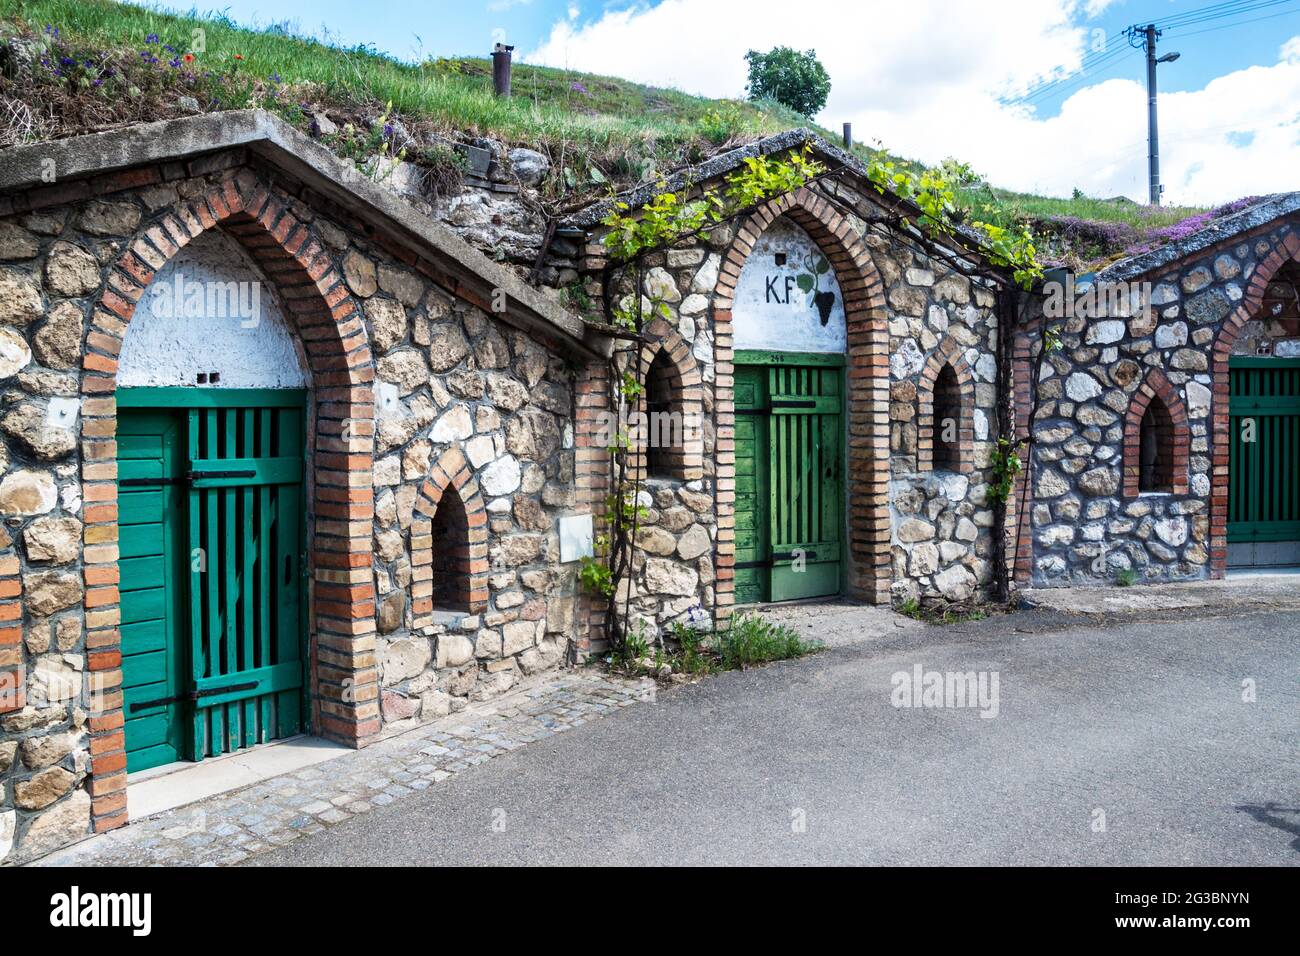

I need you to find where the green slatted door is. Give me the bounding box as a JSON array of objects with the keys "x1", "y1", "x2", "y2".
[
  {"x1": 734, "y1": 366, "x2": 770, "y2": 604},
  {"x1": 1228, "y1": 358, "x2": 1300, "y2": 566},
  {"x1": 734, "y1": 351, "x2": 844, "y2": 603},
  {"x1": 119, "y1": 412, "x2": 188, "y2": 773},
  {"x1": 187, "y1": 397, "x2": 305, "y2": 759},
  {"x1": 118, "y1": 389, "x2": 307, "y2": 770}
]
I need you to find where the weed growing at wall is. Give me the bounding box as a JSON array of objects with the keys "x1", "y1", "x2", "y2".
[{"x1": 607, "y1": 614, "x2": 821, "y2": 678}]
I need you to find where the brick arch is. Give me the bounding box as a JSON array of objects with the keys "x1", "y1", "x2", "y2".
[
  {"x1": 712, "y1": 185, "x2": 891, "y2": 607},
  {"x1": 411, "y1": 445, "x2": 490, "y2": 625},
  {"x1": 635, "y1": 315, "x2": 705, "y2": 482},
  {"x1": 1122, "y1": 368, "x2": 1191, "y2": 497},
  {"x1": 79, "y1": 169, "x2": 377, "y2": 835},
  {"x1": 1208, "y1": 231, "x2": 1300, "y2": 574},
  {"x1": 917, "y1": 337, "x2": 977, "y2": 474}
]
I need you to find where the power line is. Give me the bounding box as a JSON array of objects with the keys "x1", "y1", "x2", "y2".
[
  {"x1": 1004, "y1": 44, "x2": 1132, "y2": 105},
  {"x1": 1151, "y1": 0, "x2": 1294, "y2": 30},
  {"x1": 1166, "y1": 3, "x2": 1300, "y2": 37},
  {"x1": 1014, "y1": 48, "x2": 1138, "y2": 107},
  {"x1": 1009, "y1": 0, "x2": 1298, "y2": 106}
]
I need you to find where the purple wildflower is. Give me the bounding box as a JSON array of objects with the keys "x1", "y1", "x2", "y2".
[
  {"x1": 570, "y1": 81, "x2": 588, "y2": 95},
  {"x1": 145, "y1": 33, "x2": 159, "y2": 44}
]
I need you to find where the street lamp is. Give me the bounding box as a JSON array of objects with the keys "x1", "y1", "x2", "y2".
[{"x1": 1126, "y1": 23, "x2": 1182, "y2": 205}]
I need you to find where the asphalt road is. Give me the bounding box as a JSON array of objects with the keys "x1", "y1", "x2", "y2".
[{"x1": 249, "y1": 606, "x2": 1299, "y2": 866}]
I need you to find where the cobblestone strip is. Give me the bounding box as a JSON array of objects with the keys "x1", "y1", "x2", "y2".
[{"x1": 30, "y1": 671, "x2": 654, "y2": 867}]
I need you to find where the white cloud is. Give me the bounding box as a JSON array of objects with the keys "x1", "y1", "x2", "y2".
[{"x1": 524, "y1": 0, "x2": 1299, "y2": 206}]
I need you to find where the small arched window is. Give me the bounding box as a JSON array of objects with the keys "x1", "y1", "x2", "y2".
[
  {"x1": 429, "y1": 485, "x2": 470, "y2": 611},
  {"x1": 932, "y1": 363, "x2": 962, "y2": 471},
  {"x1": 1138, "y1": 397, "x2": 1174, "y2": 493},
  {"x1": 644, "y1": 350, "x2": 682, "y2": 480}
]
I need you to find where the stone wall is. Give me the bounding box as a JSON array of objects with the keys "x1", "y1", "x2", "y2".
[
  {"x1": 0, "y1": 148, "x2": 589, "y2": 863},
  {"x1": 1018, "y1": 217, "x2": 1300, "y2": 586},
  {"x1": 880, "y1": 246, "x2": 1002, "y2": 606},
  {"x1": 564, "y1": 163, "x2": 1005, "y2": 625},
  {"x1": 590, "y1": 248, "x2": 720, "y2": 642}
]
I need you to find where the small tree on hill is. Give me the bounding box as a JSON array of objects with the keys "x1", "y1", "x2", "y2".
[{"x1": 744, "y1": 47, "x2": 831, "y2": 118}]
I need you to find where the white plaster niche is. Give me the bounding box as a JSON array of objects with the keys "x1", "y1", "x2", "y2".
[
  {"x1": 118, "y1": 228, "x2": 309, "y2": 388},
  {"x1": 732, "y1": 217, "x2": 847, "y2": 353}
]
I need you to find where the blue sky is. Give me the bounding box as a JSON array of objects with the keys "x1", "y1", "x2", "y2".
[
  {"x1": 125, "y1": 1, "x2": 1300, "y2": 203},
  {"x1": 1024, "y1": 0, "x2": 1300, "y2": 114},
  {"x1": 130, "y1": 0, "x2": 1297, "y2": 104}
]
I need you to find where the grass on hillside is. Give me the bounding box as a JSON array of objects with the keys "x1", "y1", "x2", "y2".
[
  {"x1": 0, "y1": 0, "x2": 803, "y2": 152},
  {"x1": 0, "y1": 0, "x2": 1225, "y2": 267}
]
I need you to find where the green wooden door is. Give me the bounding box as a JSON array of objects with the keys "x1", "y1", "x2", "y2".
[
  {"x1": 119, "y1": 411, "x2": 189, "y2": 773},
  {"x1": 734, "y1": 351, "x2": 843, "y2": 603},
  {"x1": 118, "y1": 389, "x2": 307, "y2": 770},
  {"x1": 1228, "y1": 358, "x2": 1300, "y2": 563}
]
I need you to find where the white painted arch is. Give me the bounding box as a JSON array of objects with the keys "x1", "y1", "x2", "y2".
[
  {"x1": 118, "y1": 228, "x2": 309, "y2": 389},
  {"x1": 732, "y1": 217, "x2": 847, "y2": 354}
]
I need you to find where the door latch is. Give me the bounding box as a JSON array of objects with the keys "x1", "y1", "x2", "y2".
[
  {"x1": 129, "y1": 680, "x2": 259, "y2": 713},
  {"x1": 118, "y1": 469, "x2": 254, "y2": 489}
]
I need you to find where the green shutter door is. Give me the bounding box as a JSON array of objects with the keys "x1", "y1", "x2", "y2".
[
  {"x1": 187, "y1": 398, "x2": 305, "y2": 758},
  {"x1": 118, "y1": 389, "x2": 307, "y2": 770},
  {"x1": 119, "y1": 411, "x2": 188, "y2": 773},
  {"x1": 734, "y1": 351, "x2": 844, "y2": 603},
  {"x1": 734, "y1": 366, "x2": 770, "y2": 604},
  {"x1": 1228, "y1": 358, "x2": 1300, "y2": 566}
]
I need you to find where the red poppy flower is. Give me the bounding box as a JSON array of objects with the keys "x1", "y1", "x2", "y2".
[
  {"x1": 183, "y1": 53, "x2": 194, "y2": 62},
  {"x1": 233, "y1": 53, "x2": 244, "y2": 60}
]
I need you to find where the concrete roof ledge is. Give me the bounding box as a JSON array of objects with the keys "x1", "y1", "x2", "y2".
[
  {"x1": 563, "y1": 127, "x2": 1002, "y2": 275},
  {"x1": 0, "y1": 111, "x2": 608, "y2": 358}
]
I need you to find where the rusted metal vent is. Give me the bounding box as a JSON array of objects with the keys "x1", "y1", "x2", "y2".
[{"x1": 492, "y1": 43, "x2": 514, "y2": 98}]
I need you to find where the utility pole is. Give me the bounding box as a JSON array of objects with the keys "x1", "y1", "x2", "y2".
[
  {"x1": 1144, "y1": 24, "x2": 1161, "y2": 205},
  {"x1": 1127, "y1": 23, "x2": 1180, "y2": 206}
]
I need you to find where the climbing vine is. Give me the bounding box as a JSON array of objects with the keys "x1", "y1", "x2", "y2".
[
  {"x1": 986, "y1": 438, "x2": 1023, "y2": 505},
  {"x1": 862, "y1": 154, "x2": 1043, "y2": 290},
  {"x1": 585, "y1": 140, "x2": 1049, "y2": 644},
  {"x1": 600, "y1": 146, "x2": 826, "y2": 262},
  {"x1": 583, "y1": 148, "x2": 828, "y2": 651}
]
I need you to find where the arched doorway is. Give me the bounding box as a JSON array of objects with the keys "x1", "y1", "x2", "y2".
[
  {"x1": 729, "y1": 216, "x2": 847, "y2": 603},
  {"x1": 1223, "y1": 255, "x2": 1300, "y2": 568},
  {"x1": 115, "y1": 228, "x2": 313, "y2": 772}
]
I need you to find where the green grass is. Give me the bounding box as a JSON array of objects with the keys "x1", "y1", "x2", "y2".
[
  {"x1": 0, "y1": 0, "x2": 804, "y2": 153},
  {"x1": 895, "y1": 596, "x2": 992, "y2": 625},
  {"x1": 0, "y1": 0, "x2": 1220, "y2": 266},
  {"x1": 712, "y1": 613, "x2": 822, "y2": 670},
  {"x1": 607, "y1": 613, "x2": 820, "y2": 678},
  {"x1": 965, "y1": 187, "x2": 1203, "y2": 231}
]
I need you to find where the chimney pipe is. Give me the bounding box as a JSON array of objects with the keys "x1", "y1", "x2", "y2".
[
  {"x1": 492, "y1": 43, "x2": 514, "y2": 98},
  {"x1": 842, "y1": 122, "x2": 852, "y2": 149}
]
